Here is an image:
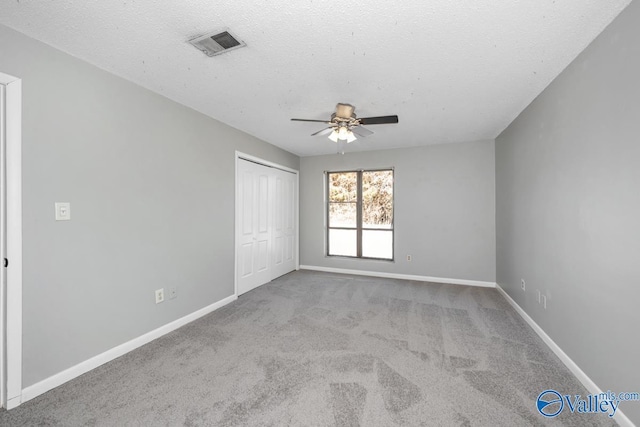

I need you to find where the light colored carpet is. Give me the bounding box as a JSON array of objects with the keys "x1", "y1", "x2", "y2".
[{"x1": 0, "y1": 270, "x2": 616, "y2": 426}]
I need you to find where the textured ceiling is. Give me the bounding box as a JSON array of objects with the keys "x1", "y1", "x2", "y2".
[{"x1": 0, "y1": 1, "x2": 630, "y2": 156}]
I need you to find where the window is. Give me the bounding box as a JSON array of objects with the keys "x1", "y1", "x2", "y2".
[{"x1": 326, "y1": 169, "x2": 394, "y2": 260}]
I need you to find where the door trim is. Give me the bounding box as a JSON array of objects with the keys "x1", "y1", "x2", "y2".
[
  {"x1": 234, "y1": 152, "x2": 299, "y2": 298},
  {"x1": 0, "y1": 72, "x2": 23, "y2": 410},
  {"x1": 236, "y1": 152, "x2": 299, "y2": 174}
]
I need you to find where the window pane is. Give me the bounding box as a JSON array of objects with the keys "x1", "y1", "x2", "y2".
[
  {"x1": 328, "y1": 172, "x2": 357, "y2": 202},
  {"x1": 362, "y1": 170, "x2": 393, "y2": 229},
  {"x1": 328, "y1": 229, "x2": 357, "y2": 256},
  {"x1": 362, "y1": 230, "x2": 393, "y2": 259},
  {"x1": 329, "y1": 203, "x2": 356, "y2": 227}
]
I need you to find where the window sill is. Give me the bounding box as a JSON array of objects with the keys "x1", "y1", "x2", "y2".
[{"x1": 325, "y1": 255, "x2": 395, "y2": 263}]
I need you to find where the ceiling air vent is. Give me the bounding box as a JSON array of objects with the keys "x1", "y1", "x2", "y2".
[{"x1": 189, "y1": 30, "x2": 246, "y2": 57}]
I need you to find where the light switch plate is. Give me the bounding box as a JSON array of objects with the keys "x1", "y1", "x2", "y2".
[{"x1": 55, "y1": 202, "x2": 71, "y2": 221}]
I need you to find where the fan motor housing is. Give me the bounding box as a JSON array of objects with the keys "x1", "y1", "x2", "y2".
[{"x1": 335, "y1": 103, "x2": 356, "y2": 119}]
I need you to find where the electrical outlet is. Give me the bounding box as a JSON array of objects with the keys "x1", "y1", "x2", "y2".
[
  {"x1": 521, "y1": 279, "x2": 526, "y2": 291},
  {"x1": 55, "y1": 202, "x2": 71, "y2": 221},
  {"x1": 169, "y1": 287, "x2": 177, "y2": 300},
  {"x1": 155, "y1": 288, "x2": 164, "y2": 304},
  {"x1": 542, "y1": 294, "x2": 547, "y2": 310},
  {"x1": 407, "y1": 255, "x2": 412, "y2": 261}
]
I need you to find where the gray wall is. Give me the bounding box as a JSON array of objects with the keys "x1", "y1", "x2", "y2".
[
  {"x1": 0, "y1": 24, "x2": 299, "y2": 388},
  {"x1": 300, "y1": 141, "x2": 496, "y2": 283},
  {"x1": 496, "y1": 1, "x2": 639, "y2": 423}
]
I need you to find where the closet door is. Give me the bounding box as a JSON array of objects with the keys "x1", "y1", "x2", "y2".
[
  {"x1": 237, "y1": 160, "x2": 272, "y2": 295},
  {"x1": 272, "y1": 168, "x2": 296, "y2": 279}
]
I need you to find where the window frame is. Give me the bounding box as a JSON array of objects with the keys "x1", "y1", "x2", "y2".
[{"x1": 325, "y1": 168, "x2": 394, "y2": 261}]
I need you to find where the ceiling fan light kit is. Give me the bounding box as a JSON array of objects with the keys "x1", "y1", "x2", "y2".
[
  {"x1": 291, "y1": 103, "x2": 398, "y2": 144},
  {"x1": 346, "y1": 131, "x2": 357, "y2": 143},
  {"x1": 328, "y1": 126, "x2": 357, "y2": 143}
]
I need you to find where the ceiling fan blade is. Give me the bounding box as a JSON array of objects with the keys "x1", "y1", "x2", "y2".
[
  {"x1": 311, "y1": 127, "x2": 336, "y2": 136},
  {"x1": 291, "y1": 118, "x2": 332, "y2": 123},
  {"x1": 352, "y1": 126, "x2": 373, "y2": 137},
  {"x1": 358, "y1": 115, "x2": 399, "y2": 125}
]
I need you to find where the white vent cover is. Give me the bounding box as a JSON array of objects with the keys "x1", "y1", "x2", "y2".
[{"x1": 189, "y1": 30, "x2": 246, "y2": 57}]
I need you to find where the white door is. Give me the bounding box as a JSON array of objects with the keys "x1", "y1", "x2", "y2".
[
  {"x1": 0, "y1": 73, "x2": 22, "y2": 410},
  {"x1": 272, "y1": 168, "x2": 296, "y2": 279},
  {"x1": 0, "y1": 82, "x2": 7, "y2": 407},
  {"x1": 237, "y1": 159, "x2": 272, "y2": 295}
]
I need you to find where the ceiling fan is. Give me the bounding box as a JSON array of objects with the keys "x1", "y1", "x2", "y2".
[{"x1": 291, "y1": 103, "x2": 399, "y2": 143}]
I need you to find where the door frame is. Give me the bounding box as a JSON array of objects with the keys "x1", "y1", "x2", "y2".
[
  {"x1": 234, "y1": 152, "x2": 299, "y2": 297},
  {"x1": 0, "y1": 72, "x2": 23, "y2": 410}
]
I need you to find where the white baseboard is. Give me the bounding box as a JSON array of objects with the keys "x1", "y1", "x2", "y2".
[
  {"x1": 20, "y1": 294, "x2": 237, "y2": 405},
  {"x1": 299, "y1": 265, "x2": 496, "y2": 288},
  {"x1": 496, "y1": 285, "x2": 635, "y2": 427}
]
